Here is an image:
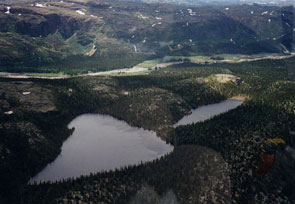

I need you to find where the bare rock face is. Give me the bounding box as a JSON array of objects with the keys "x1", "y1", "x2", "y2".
[
  {"x1": 0, "y1": 81, "x2": 56, "y2": 113},
  {"x1": 213, "y1": 74, "x2": 243, "y2": 85},
  {"x1": 14, "y1": 12, "x2": 94, "y2": 39}
]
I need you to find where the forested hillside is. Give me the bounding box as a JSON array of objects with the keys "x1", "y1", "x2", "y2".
[
  {"x1": 0, "y1": 0, "x2": 294, "y2": 73},
  {"x1": 1, "y1": 55, "x2": 294, "y2": 203}
]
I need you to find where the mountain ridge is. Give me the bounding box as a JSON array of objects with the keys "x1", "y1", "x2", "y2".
[{"x1": 0, "y1": 0, "x2": 294, "y2": 73}]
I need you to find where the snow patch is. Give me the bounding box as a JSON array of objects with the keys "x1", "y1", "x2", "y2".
[
  {"x1": 261, "y1": 11, "x2": 268, "y2": 15},
  {"x1": 35, "y1": 3, "x2": 46, "y2": 8},
  {"x1": 76, "y1": 10, "x2": 85, "y2": 15},
  {"x1": 4, "y1": 6, "x2": 11, "y2": 14},
  {"x1": 138, "y1": 14, "x2": 148, "y2": 19},
  {"x1": 4, "y1": 111, "x2": 13, "y2": 115},
  {"x1": 22, "y1": 92, "x2": 31, "y2": 95},
  {"x1": 187, "y1": 8, "x2": 196, "y2": 16}
]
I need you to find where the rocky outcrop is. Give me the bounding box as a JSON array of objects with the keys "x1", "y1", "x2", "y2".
[
  {"x1": 14, "y1": 11, "x2": 95, "y2": 38},
  {"x1": 0, "y1": 81, "x2": 56, "y2": 113}
]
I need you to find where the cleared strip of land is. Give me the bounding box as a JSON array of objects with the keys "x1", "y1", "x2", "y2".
[{"x1": 1, "y1": 53, "x2": 294, "y2": 79}]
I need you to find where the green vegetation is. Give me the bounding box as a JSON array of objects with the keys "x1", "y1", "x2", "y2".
[
  {"x1": 1, "y1": 1, "x2": 295, "y2": 203},
  {"x1": 135, "y1": 59, "x2": 162, "y2": 68},
  {"x1": 0, "y1": 2, "x2": 293, "y2": 74},
  {"x1": 1, "y1": 55, "x2": 294, "y2": 203},
  {"x1": 22, "y1": 146, "x2": 232, "y2": 204},
  {"x1": 24, "y1": 72, "x2": 66, "y2": 77}
]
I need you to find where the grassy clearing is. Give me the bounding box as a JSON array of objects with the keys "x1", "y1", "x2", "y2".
[
  {"x1": 108, "y1": 71, "x2": 150, "y2": 76},
  {"x1": 100, "y1": 70, "x2": 151, "y2": 77},
  {"x1": 24, "y1": 72, "x2": 66, "y2": 77},
  {"x1": 135, "y1": 59, "x2": 162, "y2": 68},
  {"x1": 164, "y1": 53, "x2": 290, "y2": 63}
]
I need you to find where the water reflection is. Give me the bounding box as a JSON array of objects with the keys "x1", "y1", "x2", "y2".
[
  {"x1": 174, "y1": 99, "x2": 244, "y2": 127},
  {"x1": 30, "y1": 114, "x2": 173, "y2": 183}
]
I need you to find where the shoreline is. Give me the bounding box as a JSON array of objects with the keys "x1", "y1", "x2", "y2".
[{"x1": 230, "y1": 95, "x2": 247, "y2": 100}]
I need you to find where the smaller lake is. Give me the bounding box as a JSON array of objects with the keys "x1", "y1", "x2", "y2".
[
  {"x1": 174, "y1": 99, "x2": 244, "y2": 127},
  {"x1": 29, "y1": 114, "x2": 173, "y2": 183}
]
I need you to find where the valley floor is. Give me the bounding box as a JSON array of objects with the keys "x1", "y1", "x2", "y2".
[{"x1": 1, "y1": 52, "x2": 294, "y2": 79}]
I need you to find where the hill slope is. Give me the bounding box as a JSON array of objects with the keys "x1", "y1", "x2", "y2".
[{"x1": 0, "y1": 0, "x2": 294, "y2": 73}]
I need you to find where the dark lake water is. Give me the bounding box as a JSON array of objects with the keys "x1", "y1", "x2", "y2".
[
  {"x1": 29, "y1": 114, "x2": 173, "y2": 183},
  {"x1": 30, "y1": 99, "x2": 243, "y2": 183},
  {"x1": 174, "y1": 99, "x2": 244, "y2": 127}
]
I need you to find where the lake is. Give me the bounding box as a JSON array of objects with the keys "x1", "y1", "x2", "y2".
[
  {"x1": 174, "y1": 99, "x2": 244, "y2": 127},
  {"x1": 29, "y1": 114, "x2": 173, "y2": 183},
  {"x1": 30, "y1": 99, "x2": 243, "y2": 183}
]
